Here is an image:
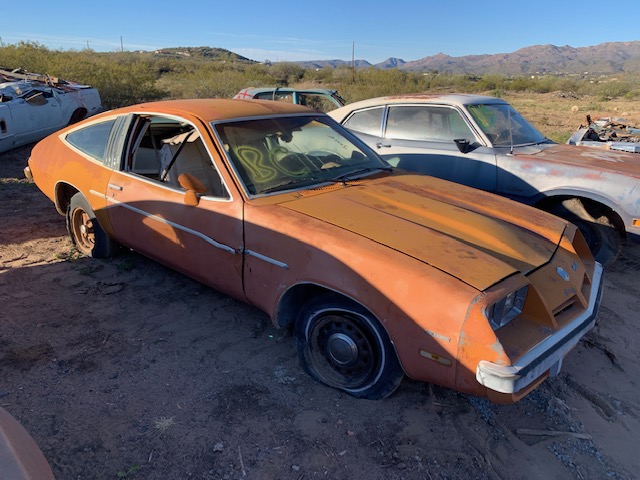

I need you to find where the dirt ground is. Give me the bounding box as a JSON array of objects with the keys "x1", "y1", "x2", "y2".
[{"x1": 1, "y1": 144, "x2": 639, "y2": 480}]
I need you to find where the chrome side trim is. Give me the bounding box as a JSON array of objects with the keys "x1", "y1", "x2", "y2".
[
  {"x1": 243, "y1": 249, "x2": 288, "y2": 269},
  {"x1": 98, "y1": 192, "x2": 236, "y2": 254}
]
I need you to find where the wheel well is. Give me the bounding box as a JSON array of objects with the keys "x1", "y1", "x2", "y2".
[
  {"x1": 535, "y1": 195, "x2": 626, "y2": 238},
  {"x1": 275, "y1": 284, "x2": 369, "y2": 330},
  {"x1": 68, "y1": 108, "x2": 87, "y2": 125},
  {"x1": 54, "y1": 183, "x2": 79, "y2": 215}
]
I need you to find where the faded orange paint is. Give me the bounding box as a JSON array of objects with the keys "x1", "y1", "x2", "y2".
[{"x1": 27, "y1": 99, "x2": 603, "y2": 403}]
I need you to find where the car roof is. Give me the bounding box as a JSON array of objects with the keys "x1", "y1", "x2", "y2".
[
  {"x1": 330, "y1": 93, "x2": 507, "y2": 116},
  {"x1": 98, "y1": 98, "x2": 315, "y2": 123},
  {"x1": 237, "y1": 87, "x2": 339, "y2": 96}
]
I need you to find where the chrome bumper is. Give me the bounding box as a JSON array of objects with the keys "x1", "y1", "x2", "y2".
[{"x1": 476, "y1": 263, "x2": 604, "y2": 394}]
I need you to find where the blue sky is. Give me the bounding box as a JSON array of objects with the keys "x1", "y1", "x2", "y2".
[{"x1": 1, "y1": 1, "x2": 637, "y2": 63}]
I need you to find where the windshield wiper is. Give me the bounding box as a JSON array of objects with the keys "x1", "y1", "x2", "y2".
[
  {"x1": 259, "y1": 177, "x2": 320, "y2": 194},
  {"x1": 329, "y1": 166, "x2": 393, "y2": 183}
]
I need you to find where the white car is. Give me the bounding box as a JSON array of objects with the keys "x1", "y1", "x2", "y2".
[
  {"x1": 0, "y1": 68, "x2": 102, "y2": 153},
  {"x1": 329, "y1": 94, "x2": 640, "y2": 264}
]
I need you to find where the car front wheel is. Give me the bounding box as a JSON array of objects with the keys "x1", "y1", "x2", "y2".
[
  {"x1": 295, "y1": 294, "x2": 404, "y2": 399},
  {"x1": 549, "y1": 199, "x2": 622, "y2": 266},
  {"x1": 67, "y1": 193, "x2": 118, "y2": 258}
]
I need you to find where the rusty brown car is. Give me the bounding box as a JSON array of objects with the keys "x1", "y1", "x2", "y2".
[{"x1": 25, "y1": 99, "x2": 603, "y2": 402}]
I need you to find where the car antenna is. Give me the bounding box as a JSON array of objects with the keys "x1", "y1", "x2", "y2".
[
  {"x1": 508, "y1": 107, "x2": 514, "y2": 155},
  {"x1": 507, "y1": 108, "x2": 515, "y2": 155}
]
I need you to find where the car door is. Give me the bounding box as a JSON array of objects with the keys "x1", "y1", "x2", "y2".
[
  {"x1": 345, "y1": 104, "x2": 498, "y2": 192},
  {"x1": 105, "y1": 113, "x2": 246, "y2": 301},
  {"x1": 9, "y1": 87, "x2": 64, "y2": 145}
]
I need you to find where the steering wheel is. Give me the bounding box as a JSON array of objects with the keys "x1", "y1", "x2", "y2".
[
  {"x1": 277, "y1": 153, "x2": 311, "y2": 176},
  {"x1": 308, "y1": 150, "x2": 343, "y2": 169}
]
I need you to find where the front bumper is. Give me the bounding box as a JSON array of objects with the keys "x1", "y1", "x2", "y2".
[{"x1": 476, "y1": 262, "x2": 604, "y2": 395}]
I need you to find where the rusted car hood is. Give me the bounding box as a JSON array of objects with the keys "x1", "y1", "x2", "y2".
[
  {"x1": 282, "y1": 174, "x2": 566, "y2": 291},
  {"x1": 515, "y1": 143, "x2": 640, "y2": 177}
]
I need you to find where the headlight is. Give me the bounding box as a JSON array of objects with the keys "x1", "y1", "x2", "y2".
[{"x1": 486, "y1": 286, "x2": 528, "y2": 330}]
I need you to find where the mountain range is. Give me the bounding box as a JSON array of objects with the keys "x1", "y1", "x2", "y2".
[{"x1": 293, "y1": 41, "x2": 640, "y2": 75}]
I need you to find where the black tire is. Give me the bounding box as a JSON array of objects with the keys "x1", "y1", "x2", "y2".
[
  {"x1": 572, "y1": 216, "x2": 621, "y2": 266},
  {"x1": 295, "y1": 294, "x2": 404, "y2": 399},
  {"x1": 66, "y1": 193, "x2": 118, "y2": 258},
  {"x1": 549, "y1": 200, "x2": 622, "y2": 266}
]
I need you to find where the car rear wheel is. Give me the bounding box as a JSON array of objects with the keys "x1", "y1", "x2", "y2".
[
  {"x1": 295, "y1": 294, "x2": 403, "y2": 399},
  {"x1": 67, "y1": 193, "x2": 118, "y2": 258}
]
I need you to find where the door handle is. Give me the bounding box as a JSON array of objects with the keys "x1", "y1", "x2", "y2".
[
  {"x1": 108, "y1": 183, "x2": 123, "y2": 191},
  {"x1": 375, "y1": 142, "x2": 391, "y2": 149}
]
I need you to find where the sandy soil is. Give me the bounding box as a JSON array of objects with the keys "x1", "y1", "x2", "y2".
[{"x1": 1, "y1": 145, "x2": 639, "y2": 480}]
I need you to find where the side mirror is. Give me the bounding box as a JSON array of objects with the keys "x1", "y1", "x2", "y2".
[
  {"x1": 454, "y1": 138, "x2": 474, "y2": 154},
  {"x1": 178, "y1": 173, "x2": 207, "y2": 206},
  {"x1": 183, "y1": 189, "x2": 200, "y2": 206}
]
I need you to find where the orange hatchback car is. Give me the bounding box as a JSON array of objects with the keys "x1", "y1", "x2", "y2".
[{"x1": 25, "y1": 99, "x2": 603, "y2": 402}]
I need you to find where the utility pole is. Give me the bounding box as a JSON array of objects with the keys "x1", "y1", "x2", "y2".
[
  {"x1": 120, "y1": 36, "x2": 124, "y2": 52},
  {"x1": 352, "y1": 41, "x2": 355, "y2": 83}
]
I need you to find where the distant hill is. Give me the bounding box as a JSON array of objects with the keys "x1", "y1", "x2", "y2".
[
  {"x1": 294, "y1": 59, "x2": 373, "y2": 69},
  {"x1": 153, "y1": 46, "x2": 255, "y2": 63},
  {"x1": 376, "y1": 57, "x2": 406, "y2": 69},
  {"x1": 150, "y1": 41, "x2": 640, "y2": 75},
  {"x1": 292, "y1": 58, "x2": 407, "y2": 70},
  {"x1": 399, "y1": 41, "x2": 640, "y2": 74},
  {"x1": 291, "y1": 41, "x2": 640, "y2": 75}
]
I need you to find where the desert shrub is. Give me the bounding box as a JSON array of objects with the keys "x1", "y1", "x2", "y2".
[
  {"x1": 268, "y1": 62, "x2": 305, "y2": 85},
  {"x1": 475, "y1": 74, "x2": 504, "y2": 92},
  {"x1": 0, "y1": 42, "x2": 53, "y2": 73},
  {"x1": 160, "y1": 66, "x2": 265, "y2": 99}
]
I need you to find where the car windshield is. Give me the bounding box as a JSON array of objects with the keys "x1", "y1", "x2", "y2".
[
  {"x1": 467, "y1": 103, "x2": 547, "y2": 147},
  {"x1": 214, "y1": 115, "x2": 389, "y2": 195}
]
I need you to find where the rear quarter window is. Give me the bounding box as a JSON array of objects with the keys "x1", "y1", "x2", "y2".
[
  {"x1": 343, "y1": 107, "x2": 384, "y2": 136},
  {"x1": 65, "y1": 119, "x2": 116, "y2": 163}
]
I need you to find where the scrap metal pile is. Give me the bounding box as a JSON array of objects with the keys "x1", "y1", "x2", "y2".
[
  {"x1": 567, "y1": 114, "x2": 640, "y2": 153},
  {"x1": 1, "y1": 67, "x2": 75, "y2": 90}
]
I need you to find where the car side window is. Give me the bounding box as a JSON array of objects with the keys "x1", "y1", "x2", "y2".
[
  {"x1": 342, "y1": 107, "x2": 384, "y2": 136},
  {"x1": 254, "y1": 91, "x2": 292, "y2": 103},
  {"x1": 65, "y1": 119, "x2": 117, "y2": 163},
  {"x1": 385, "y1": 106, "x2": 475, "y2": 142},
  {"x1": 125, "y1": 115, "x2": 229, "y2": 199},
  {"x1": 296, "y1": 93, "x2": 336, "y2": 112}
]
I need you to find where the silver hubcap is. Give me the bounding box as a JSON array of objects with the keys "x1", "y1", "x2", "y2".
[{"x1": 326, "y1": 333, "x2": 358, "y2": 365}]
